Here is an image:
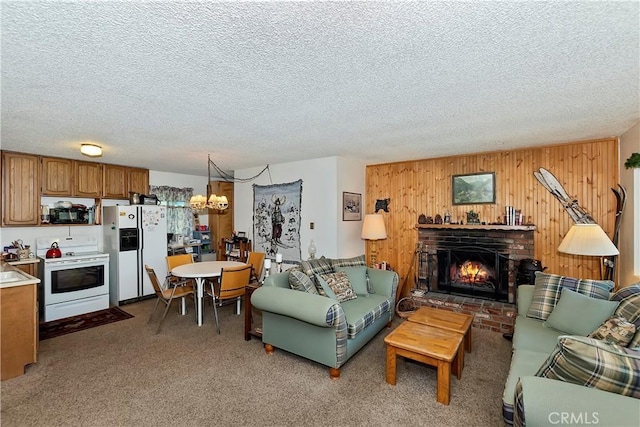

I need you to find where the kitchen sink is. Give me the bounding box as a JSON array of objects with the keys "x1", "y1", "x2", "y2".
[{"x1": 0, "y1": 270, "x2": 29, "y2": 283}]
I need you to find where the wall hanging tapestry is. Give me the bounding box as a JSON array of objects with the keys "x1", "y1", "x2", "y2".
[{"x1": 253, "y1": 179, "x2": 302, "y2": 262}]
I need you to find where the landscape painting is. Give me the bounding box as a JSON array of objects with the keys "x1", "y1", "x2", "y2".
[{"x1": 452, "y1": 172, "x2": 496, "y2": 205}]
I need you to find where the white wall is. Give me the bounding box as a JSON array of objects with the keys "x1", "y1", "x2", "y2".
[
  {"x1": 619, "y1": 121, "x2": 640, "y2": 286},
  {"x1": 1, "y1": 170, "x2": 207, "y2": 254},
  {"x1": 337, "y1": 156, "x2": 367, "y2": 258},
  {"x1": 234, "y1": 156, "x2": 366, "y2": 260}
]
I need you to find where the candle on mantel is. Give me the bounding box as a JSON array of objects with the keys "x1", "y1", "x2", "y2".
[{"x1": 276, "y1": 253, "x2": 283, "y2": 263}]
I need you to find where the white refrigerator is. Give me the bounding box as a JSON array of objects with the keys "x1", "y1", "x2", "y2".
[{"x1": 103, "y1": 205, "x2": 168, "y2": 305}]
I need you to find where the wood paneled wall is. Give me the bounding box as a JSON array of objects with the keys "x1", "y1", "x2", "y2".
[{"x1": 366, "y1": 138, "x2": 619, "y2": 292}]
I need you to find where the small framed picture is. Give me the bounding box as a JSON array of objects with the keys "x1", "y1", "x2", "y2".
[
  {"x1": 342, "y1": 192, "x2": 362, "y2": 221},
  {"x1": 452, "y1": 172, "x2": 496, "y2": 205}
]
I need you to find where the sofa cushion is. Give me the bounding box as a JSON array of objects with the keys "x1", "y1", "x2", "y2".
[
  {"x1": 335, "y1": 266, "x2": 368, "y2": 296},
  {"x1": 589, "y1": 315, "x2": 637, "y2": 347},
  {"x1": 512, "y1": 316, "x2": 564, "y2": 352},
  {"x1": 330, "y1": 255, "x2": 366, "y2": 269},
  {"x1": 535, "y1": 335, "x2": 640, "y2": 398},
  {"x1": 610, "y1": 284, "x2": 640, "y2": 348},
  {"x1": 299, "y1": 257, "x2": 334, "y2": 295},
  {"x1": 318, "y1": 271, "x2": 357, "y2": 303},
  {"x1": 526, "y1": 272, "x2": 614, "y2": 321},
  {"x1": 502, "y1": 349, "x2": 551, "y2": 426},
  {"x1": 288, "y1": 270, "x2": 319, "y2": 295},
  {"x1": 543, "y1": 288, "x2": 618, "y2": 336},
  {"x1": 341, "y1": 294, "x2": 391, "y2": 339}
]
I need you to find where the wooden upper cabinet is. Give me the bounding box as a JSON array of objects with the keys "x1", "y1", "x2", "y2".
[
  {"x1": 74, "y1": 161, "x2": 102, "y2": 197},
  {"x1": 41, "y1": 157, "x2": 73, "y2": 196},
  {"x1": 2, "y1": 152, "x2": 40, "y2": 226},
  {"x1": 103, "y1": 164, "x2": 128, "y2": 199},
  {"x1": 128, "y1": 168, "x2": 149, "y2": 195}
]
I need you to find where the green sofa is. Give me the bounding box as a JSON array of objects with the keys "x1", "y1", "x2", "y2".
[
  {"x1": 503, "y1": 280, "x2": 640, "y2": 427},
  {"x1": 251, "y1": 256, "x2": 398, "y2": 379}
]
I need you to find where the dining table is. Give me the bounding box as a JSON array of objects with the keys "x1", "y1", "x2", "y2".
[{"x1": 170, "y1": 260, "x2": 246, "y2": 327}]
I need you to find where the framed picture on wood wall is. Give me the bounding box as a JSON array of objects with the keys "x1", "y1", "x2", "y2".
[
  {"x1": 342, "y1": 192, "x2": 362, "y2": 221},
  {"x1": 452, "y1": 172, "x2": 496, "y2": 205}
]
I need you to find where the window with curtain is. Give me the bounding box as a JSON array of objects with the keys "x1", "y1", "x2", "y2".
[{"x1": 149, "y1": 186, "x2": 195, "y2": 238}]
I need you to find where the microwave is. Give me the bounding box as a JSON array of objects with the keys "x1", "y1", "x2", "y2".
[{"x1": 50, "y1": 207, "x2": 89, "y2": 224}]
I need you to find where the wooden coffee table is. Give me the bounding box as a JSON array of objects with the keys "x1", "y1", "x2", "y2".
[
  {"x1": 384, "y1": 321, "x2": 463, "y2": 405},
  {"x1": 408, "y1": 306, "x2": 473, "y2": 353}
]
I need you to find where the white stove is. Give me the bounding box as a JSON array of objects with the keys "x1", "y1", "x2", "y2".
[
  {"x1": 36, "y1": 237, "x2": 109, "y2": 263},
  {"x1": 36, "y1": 236, "x2": 110, "y2": 322}
]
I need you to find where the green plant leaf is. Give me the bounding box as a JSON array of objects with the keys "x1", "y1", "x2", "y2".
[{"x1": 624, "y1": 152, "x2": 640, "y2": 169}]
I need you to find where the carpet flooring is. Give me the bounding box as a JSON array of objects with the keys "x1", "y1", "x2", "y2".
[
  {"x1": 2, "y1": 298, "x2": 512, "y2": 426},
  {"x1": 39, "y1": 307, "x2": 134, "y2": 340}
]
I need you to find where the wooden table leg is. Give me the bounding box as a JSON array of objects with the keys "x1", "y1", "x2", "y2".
[
  {"x1": 453, "y1": 344, "x2": 463, "y2": 380},
  {"x1": 436, "y1": 359, "x2": 451, "y2": 405},
  {"x1": 385, "y1": 345, "x2": 397, "y2": 385}
]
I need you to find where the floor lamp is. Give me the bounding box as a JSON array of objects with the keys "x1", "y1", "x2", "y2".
[
  {"x1": 361, "y1": 214, "x2": 387, "y2": 266},
  {"x1": 557, "y1": 223, "x2": 620, "y2": 280}
]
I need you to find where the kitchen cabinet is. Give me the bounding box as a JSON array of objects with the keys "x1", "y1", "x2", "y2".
[
  {"x1": 74, "y1": 161, "x2": 103, "y2": 197},
  {"x1": 1, "y1": 282, "x2": 38, "y2": 380},
  {"x1": 103, "y1": 164, "x2": 128, "y2": 199},
  {"x1": 128, "y1": 167, "x2": 149, "y2": 195},
  {"x1": 42, "y1": 157, "x2": 103, "y2": 197},
  {"x1": 2, "y1": 152, "x2": 40, "y2": 226},
  {"x1": 41, "y1": 157, "x2": 73, "y2": 196}
]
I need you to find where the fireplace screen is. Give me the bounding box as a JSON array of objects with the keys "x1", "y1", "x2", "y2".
[{"x1": 437, "y1": 247, "x2": 509, "y2": 301}]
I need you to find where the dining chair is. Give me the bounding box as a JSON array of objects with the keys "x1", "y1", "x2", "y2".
[
  {"x1": 166, "y1": 253, "x2": 195, "y2": 285},
  {"x1": 145, "y1": 265, "x2": 195, "y2": 334},
  {"x1": 206, "y1": 264, "x2": 252, "y2": 334},
  {"x1": 246, "y1": 251, "x2": 266, "y2": 283}
]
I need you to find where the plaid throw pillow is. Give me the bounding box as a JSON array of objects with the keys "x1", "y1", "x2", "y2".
[
  {"x1": 526, "y1": 272, "x2": 614, "y2": 321},
  {"x1": 610, "y1": 284, "x2": 640, "y2": 347},
  {"x1": 536, "y1": 335, "x2": 640, "y2": 398},
  {"x1": 288, "y1": 271, "x2": 319, "y2": 295},
  {"x1": 330, "y1": 255, "x2": 366, "y2": 269},
  {"x1": 299, "y1": 257, "x2": 334, "y2": 295}
]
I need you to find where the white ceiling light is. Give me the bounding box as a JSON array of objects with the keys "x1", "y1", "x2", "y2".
[{"x1": 80, "y1": 143, "x2": 102, "y2": 157}]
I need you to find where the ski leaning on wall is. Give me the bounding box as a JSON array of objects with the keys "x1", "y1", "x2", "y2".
[
  {"x1": 534, "y1": 167, "x2": 627, "y2": 281},
  {"x1": 533, "y1": 167, "x2": 596, "y2": 224}
]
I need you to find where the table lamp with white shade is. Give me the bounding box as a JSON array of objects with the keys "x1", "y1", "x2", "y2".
[
  {"x1": 557, "y1": 223, "x2": 619, "y2": 279},
  {"x1": 361, "y1": 214, "x2": 387, "y2": 266}
]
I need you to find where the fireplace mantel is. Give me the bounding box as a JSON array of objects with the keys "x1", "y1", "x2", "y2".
[{"x1": 416, "y1": 224, "x2": 536, "y2": 232}]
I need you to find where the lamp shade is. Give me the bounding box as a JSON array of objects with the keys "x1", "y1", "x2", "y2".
[
  {"x1": 361, "y1": 214, "x2": 387, "y2": 240},
  {"x1": 558, "y1": 224, "x2": 619, "y2": 256}
]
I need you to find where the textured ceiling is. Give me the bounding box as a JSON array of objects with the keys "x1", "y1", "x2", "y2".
[{"x1": 1, "y1": 1, "x2": 639, "y2": 177}]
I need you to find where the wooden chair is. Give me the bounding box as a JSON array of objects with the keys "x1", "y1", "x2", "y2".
[
  {"x1": 246, "y1": 251, "x2": 266, "y2": 283},
  {"x1": 206, "y1": 265, "x2": 252, "y2": 334},
  {"x1": 145, "y1": 265, "x2": 195, "y2": 334}
]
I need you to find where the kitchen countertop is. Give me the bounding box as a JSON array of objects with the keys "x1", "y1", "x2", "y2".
[
  {"x1": 0, "y1": 262, "x2": 41, "y2": 288},
  {"x1": 6, "y1": 258, "x2": 40, "y2": 266}
]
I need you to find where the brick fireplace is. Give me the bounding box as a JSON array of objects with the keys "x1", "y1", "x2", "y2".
[{"x1": 416, "y1": 224, "x2": 536, "y2": 303}]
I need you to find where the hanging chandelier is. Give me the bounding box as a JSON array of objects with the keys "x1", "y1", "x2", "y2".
[
  {"x1": 190, "y1": 153, "x2": 231, "y2": 211},
  {"x1": 189, "y1": 194, "x2": 229, "y2": 211},
  {"x1": 189, "y1": 153, "x2": 272, "y2": 212}
]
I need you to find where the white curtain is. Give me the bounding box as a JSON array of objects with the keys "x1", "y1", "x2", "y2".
[{"x1": 149, "y1": 186, "x2": 195, "y2": 237}]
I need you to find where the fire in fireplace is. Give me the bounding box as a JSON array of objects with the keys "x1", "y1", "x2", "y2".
[{"x1": 437, "y1": 246, "x2": 509, "y2": 301}]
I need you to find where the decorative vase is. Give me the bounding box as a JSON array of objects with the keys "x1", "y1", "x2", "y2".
[{"x1": 308, "y1": 240, "x2": 317, "y2": 259}]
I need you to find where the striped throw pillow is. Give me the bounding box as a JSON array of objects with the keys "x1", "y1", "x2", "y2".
[
  {"x1": 536, "y1": 335, "x2": 640, "y2": 398},
  {"x1": 526, "y1": 272, "x2": 614, "y2": 321}
]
